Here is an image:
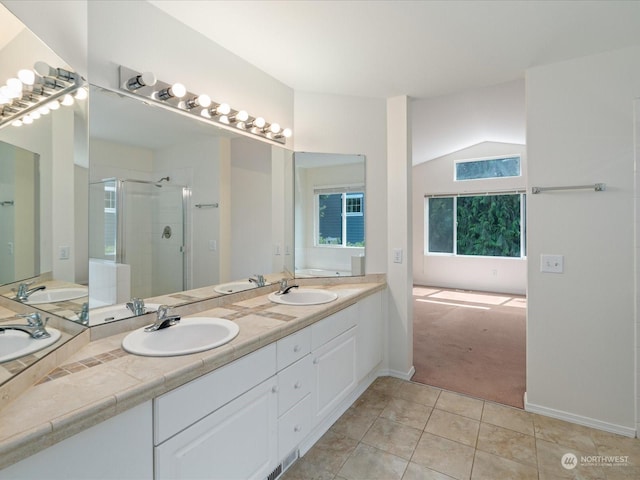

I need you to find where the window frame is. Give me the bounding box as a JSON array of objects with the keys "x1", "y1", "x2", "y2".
[
  {"x1": 454, "y1": 155, "x2": 522, "y2": 182},
  {"x1": 424, "y1": 191, "x2": 527, "y2": 259},
  {"x1": 314, "y1": 186, "x2": 365, "y2": 248}
]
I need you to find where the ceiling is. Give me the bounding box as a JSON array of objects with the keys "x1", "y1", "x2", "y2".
[{"x1": 149, "y1": 0, "x2": 640, "y2": 100}]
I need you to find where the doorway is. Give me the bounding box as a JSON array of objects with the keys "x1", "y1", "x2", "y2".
[{"x1": 411, "y1": 285, "x2": 527, "y2": 408}]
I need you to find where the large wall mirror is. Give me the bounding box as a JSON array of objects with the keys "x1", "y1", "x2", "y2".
[
  {"x1": 294, "y1": 152, "x2": 366, "y2": 278},
  {"x1": 0, "y1": 3, "x2": 88, "y2": 384},
  {"x1": 87, "y1": 85, "x2": 294, "y2": 325}
]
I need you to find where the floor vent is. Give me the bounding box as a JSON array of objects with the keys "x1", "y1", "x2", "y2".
[{"x1": 266, "y1": 463, "x2": 282, "y2": 480}]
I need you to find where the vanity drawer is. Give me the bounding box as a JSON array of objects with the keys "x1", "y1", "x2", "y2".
[
  {"x1": 278, "y1": 394, "x2": 312, "y2": 460},
  {"x1": 278, "y1": 354, "x2": 312, "y2": 416},
  {"x1": 311, "y1": 303, "x2": 357, "y2": 350},
  {"x1": 277, "y1": 327, "x2": 311, "y2": 370}
]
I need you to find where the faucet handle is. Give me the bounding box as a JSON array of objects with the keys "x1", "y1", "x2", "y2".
[
  {"x1": 18, "y1": 312, "x2": 44, "y2": 327},
  {"x1": 156, "y1": 305, "x2": 170, "y2": 320}
]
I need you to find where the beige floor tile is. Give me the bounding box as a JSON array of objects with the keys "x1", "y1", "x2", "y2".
[
  {"x1": 280, "y1": 457, "x2": 335, "y2": 480},
  {"x1": 471, "y1": 450, "x2": 538, "y2": 480},
  {"x1": 425, "y1": 409, "x2": 480, "y2": 447},
  {"x1": 411, "y1": 432, "x2": 475, "y2": 480},
  {"x1": 302, "y1": 429, "x2": 359, "y2": 475},
  {"x1": 338, "y1": 443, "x2": 408, "y2": 480},
  {"x1": 476, "y1": 422, "x2": 536, "y2": 467},
  {"x1": 330, "y1": 406, "x2": 378, "y2": 441},
  {"x1": 352, "y1": 387, "x2": 391, "y2": 416},
  {"x1": 361, "y1": 417, "x2": 422, "y2": 459},
  {"x1": 395, "y1": 381, "x2": 441, "y2": 406},
  {"x1": 380, "y1": 397, "x2": 433, "y2": 430},
  {"x1": 371, "y1": 376, "x2": 407, "y2": 396},
  {"x1": 402, "y1": 462, "x2": 456, "y2": 480},
  {"x1": 589, "y1": 429, "x2": 640, "y2": 467},
  {"x1": 534, "y1": 414, "x2": 598, "y2": 453},
  {"x1": 536, "y1": 438, "x2": 606, "y2": 480},
  {"x1": 481, "y1": 401, "x2": 534, "y2": 436},
  {"x1": 435, "y1": 391, "x2": 484, "y2": 420}
]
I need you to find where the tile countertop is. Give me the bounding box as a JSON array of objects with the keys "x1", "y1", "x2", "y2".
[{"x1": 0, "y1": 279, "x2": 386, "y2": 470}]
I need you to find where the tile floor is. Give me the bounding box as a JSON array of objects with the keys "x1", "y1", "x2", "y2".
[{"x1": 282, "y1": 377, "x2": 640, "y2": 480}]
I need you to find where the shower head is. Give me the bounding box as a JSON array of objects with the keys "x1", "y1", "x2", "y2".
[{"x1": 154, "y1": 176, "x2": 170, "y2": 188}]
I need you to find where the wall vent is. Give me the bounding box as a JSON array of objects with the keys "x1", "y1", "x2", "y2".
[
  {"x1": 281, "y1": 449, "x2": 299, "y2": 472},
  {"x1": 266, "y1": 463, "x2": 282, "y2": 480}
]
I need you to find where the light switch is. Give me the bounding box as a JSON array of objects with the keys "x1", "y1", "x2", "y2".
[
  {"x1": 393, "y1": 248, "x2": 403, "y2": 264},
  {"x1": 540, "y1": 254, "x2": 563, "y2": 273},
  {"x1": 59, "y1": 246, "x2": 70, "y2": 260}
]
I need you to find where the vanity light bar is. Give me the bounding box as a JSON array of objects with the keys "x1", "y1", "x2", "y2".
[
  {"x1": 0, "y1": 62, "x2": 85, "y2": 130},
  {"x1": 119, "y1": 66, "x2": 292, "y2": 145}
]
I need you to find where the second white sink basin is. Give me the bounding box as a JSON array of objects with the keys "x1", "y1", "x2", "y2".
[
  {"x1": 0, "y1": 327, "x2": 61, "y2": 363},
  {"x1": 26, "y1": 287, "x2": 88, "y2": 304},
  {"x1": 268, "y1": 288, "x2": 338, "y2": 306},
  {"x1": 214, "y1": 281, "x2": 257, "y2": 295},
  {"x1": 122, "y1": 317, "x2": 239, "y2": 357}
]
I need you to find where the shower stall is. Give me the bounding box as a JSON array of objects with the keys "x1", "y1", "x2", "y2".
[{"x1": 89, "y1": 177, "x2": 190, "y2": 303}]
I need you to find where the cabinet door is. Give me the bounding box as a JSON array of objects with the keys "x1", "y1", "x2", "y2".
[
  {"x1": 356, "y1": 291, "x2": 383, "y2": 381},
  {"x1": 311, "y1": 326, "x2": 357, "y2": 427},
  {"x1": 155, "y1": 378, "x2": 278, "y2": 480}
]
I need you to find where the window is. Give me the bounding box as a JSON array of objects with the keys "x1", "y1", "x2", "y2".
[
  {"x1": 103, "y1": 185, "x2": 117, "y2": 257},
  {"x1": 316, "y1": 190, "x2": 365, "y2": 247},
  {"x1": 455, "y1": 156, "x2": 521, "y2": 181},
  {"x1": 426, "y1": 193, "x2": 526, "y2": 258}
]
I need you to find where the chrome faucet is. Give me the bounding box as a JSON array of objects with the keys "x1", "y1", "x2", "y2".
[
  {"x1": 126, "y1": 298, "x2": 146, "y2": 316},
  {"x1": 75, "y1": 302, "x2": 90, "y2": 326},
  {"x1": 13, "y1": 281, "x2": 46, "y2": 302},
  {"x1": 277, "y1": 278, "x2": 299, "y2": 295},
  {"x1": 0, "y1": 312, "x2": 51, "y2": 339},
  {"x1": 144, "y1": 305, "x2": 180, "y2": 332},
  {"x1": 248, "y1": 274, "x2": 266, "y2": 287}
]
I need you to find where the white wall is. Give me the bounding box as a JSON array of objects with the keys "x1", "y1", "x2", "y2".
[
  {"x1": 412, "y1": 79, "x2": 526, "y2": 165},
  {"x1": 412, "y1": 142, "x2": 527, "y2": 295},
  {"x1": 526, "y1": 45, "x2": 640, "y2": 436}
]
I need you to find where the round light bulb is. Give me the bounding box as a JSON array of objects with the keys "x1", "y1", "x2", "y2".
[
  {"x1": 47, "y1": 100, "x2": 60, "y2": 110},
  {"x1": 253, "y1": 117, "x2": 266, "y2": 129},
  {"x1": 34, "y1": 61, "x2": 53, "y2": 77},
  {"x1": 18, "y1": 69, "x2": 35, "y2": 86},
  {"x1": 282, "y1": 128, "x2": 292, "y2": 138},
  {"x1": 11, "y1": 120, "x2": 22, "y2": 127},
  {"x1": 38, "y1": 106, "x2": 50, "y2": 115},
  {"x1": 216, "y1": 103, "x2": 231, "y2": 115},
  {"x1": 236, "y1": 110, "x2": 249, "y2": 122},
  {"x1": 30, "y1": 111, "x2": 41, "y2": 120},
  {"x1": 61, "y1": 94, "x2": 74, "y2": 106},
  {"x1": 0, "y1": 94, "x2": 9, "y2": 105},
  {"x1": 22, "y1": 115, "x2": 33, "y2": 124},
  {"x1": 2, "y1": 83, "x2": 20, "y2": 99},
  {"x1": 200, "y1": 109, "x2": 211, "y2": 119},
  {"x1": 196, "y1": 94, "x2": 211, "y2": 108},
  {"x1": 6, "y1": 77, "x2": 22, "y2": 92},
  {"x1": 170, "y1": 83, "x2": 186, "y2": 98},
  {"x1": 269, "y1": 123, "x2": 281, "y2": 134},
  {"x1": 140, "y1": 72, "x2": 156, "y2": 87},
  {"x1": 75, "y1": 87, "x2": 88, "y2": 100}
]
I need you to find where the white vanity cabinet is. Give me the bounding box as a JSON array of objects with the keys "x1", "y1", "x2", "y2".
[
  {"x1": 356, "y1": 291, "x2": 384, "y2": 381},
  {"x1": 310, "y1": 304, "x2": 358, "y2": 427},
  {"x1": 154, "y1": 345, "x2": 279, "y2": 480}
]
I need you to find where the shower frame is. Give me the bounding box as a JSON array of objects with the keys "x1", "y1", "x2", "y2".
[{"x1": 106, "y1": 177, "x2": 191, "y2": 293}]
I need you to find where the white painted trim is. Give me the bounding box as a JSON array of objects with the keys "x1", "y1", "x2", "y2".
[
  {"x1": 377, "y1": 366, "x2": 415, "y2": 381},
  {"x1": 525, "y1": 395, "x2": 637, "y2": 438}
]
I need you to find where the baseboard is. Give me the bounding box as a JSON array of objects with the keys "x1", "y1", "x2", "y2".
[
  {"x1": 524, "y1": 393, "x2": 636, "y2": 438},
  {"x1": 377, "y1": 365, "x2": 415, "y2": 381}
]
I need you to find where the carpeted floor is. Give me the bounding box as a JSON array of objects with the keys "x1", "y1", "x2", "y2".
[{"x1": 411, "y1": 286, "x2": 526, "y2": 409}]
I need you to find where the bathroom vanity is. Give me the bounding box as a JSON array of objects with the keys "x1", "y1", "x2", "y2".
[{"x1": 0, "y1": 279, "x2": 385, "y2": 479}]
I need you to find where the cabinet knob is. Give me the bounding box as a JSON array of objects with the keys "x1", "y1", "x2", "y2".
[
  {"x1": 294, "y1": 381, "x2": 302, "y2": 389},
  {"x1": 293, "y1": 345, "x2": 301, "y2": 353},
  {"x1": 294, "y1": 425, "x2": 302, "y2": 432},
  {"x1": 271, "y1": 385, "x2": 279, "y2": 393}
]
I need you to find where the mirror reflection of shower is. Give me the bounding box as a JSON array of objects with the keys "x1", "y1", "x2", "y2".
[{"x1": 89, "y1": 177, "x2": 190, "y2": 307}]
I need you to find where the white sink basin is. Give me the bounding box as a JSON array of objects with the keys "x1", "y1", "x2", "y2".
[
  {"x1": 268, "y1": 288, "x2": 338, "y2": 306},
  {"x1": 90, "y1": 303, "x2": 162, "y2": 324},
  {"x1": 26, "y1": 287, "x2": 88, "y2": 304},
  {"x1": 0, "y1": 327, "x2": 61, "y2": 363},
  {"x1": 214, "y1": 281, "x2": 257, "y2": 295},
  {"x1": 122, "y1": 317, "x2": 239, "y2": 357}
]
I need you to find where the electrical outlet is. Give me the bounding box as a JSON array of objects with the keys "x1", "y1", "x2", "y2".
[
  {"x1": 274, "y1": 244, "x2": 281, "y2": 255},
  {"x1": 393, "y1": 248, "x2": 403, "y2": 264},
  {"x1": 540, "y1": 254, "x2": 563, "y2": 273},
  {"x1": 208, "y1": 240, "x2": 217, "y2": 252}
]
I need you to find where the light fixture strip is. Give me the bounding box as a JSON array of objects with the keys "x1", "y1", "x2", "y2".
[
  {"x1": 0, "y1": 82, "x2": 80, "y2": 129},
  {"x1": 119, "y1": 66, "x2": 291, "y2": 145}
]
